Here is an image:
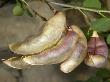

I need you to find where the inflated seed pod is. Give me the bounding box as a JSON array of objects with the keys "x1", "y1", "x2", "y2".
[
  {"x1": 60, "y1": 25, "x2": 87, "y2": 73},
  {"x1": 23, "y1": 28, "x2": 79, "y2": 65},
  {"x1": 3, "y1": 56, "x2": 31, "y2": 69},
  {"x1": 84, "y1": 31, "x2": 108, "y2": 68},
  {"x1": 9, "y1": 12, "x2": 66, "y2": 55}
]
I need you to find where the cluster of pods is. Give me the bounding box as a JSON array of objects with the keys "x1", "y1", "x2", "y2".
[{"x1": 3, "y1": 12, "x2": 108, "y2": 73}]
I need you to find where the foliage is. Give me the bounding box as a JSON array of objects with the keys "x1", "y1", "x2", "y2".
[
  {"x1": 96, "y1": 68, "x2": 110, "y2": 78},
  {"x1": 58, "y1": 0, "x2": 110, "y2": 45},
  {"x1": 13, "y1": 4, "x2": 24, "y2": 16},
  {"x1": 12, "y1": 0, "x2": 33, "y2": 16},
  {"x1": 90, "y1": 18, "x2": 110, "y2": 32},
  {"x1": 83, "y1": 0, "x2": 101, "y2": 9},
  {"x1": 75, "y1": 68, "x2": 110, "y2": 82}
]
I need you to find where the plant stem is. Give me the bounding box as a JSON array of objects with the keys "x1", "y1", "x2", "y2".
[
  {"x1": 49, "y1": 1, "x2": 110, "y2": 14},
  {"x1": 78, "y1": 9, "x2": 91, "y2": 25},
  {"x1": 21, "y1": 0, "x2": 47, "y2": 21},
  {"x1": 44, "y1": 0, "x2": 56, "y2": 13},
  {"x1": 98, "y1": 12, "x2": 106, "y2": 18}
]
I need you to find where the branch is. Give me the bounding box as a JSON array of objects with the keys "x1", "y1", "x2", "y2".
[
  {"x1": 21, "y1": 0, "x2": 47, "y2": 21},
  {"x1": 49, "y1": 1, "x2": 110, "y2": 14}
]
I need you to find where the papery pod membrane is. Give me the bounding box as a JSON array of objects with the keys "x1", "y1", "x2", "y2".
[
  {"x1": 85, "y1": 31, "x2": 108, "y2": 68},
  {"x1": 23, "y1": 28, "x2": 79, "y2": 65},
  {"x1": 60, "y1": 25, "x2": 87, "y2": 73},
  {"x1": 9, "y1": 12, "x2": 66, "y2": 55},
  {"x1": 3, "y1": 56, "x2": 31, "y2": 69}
]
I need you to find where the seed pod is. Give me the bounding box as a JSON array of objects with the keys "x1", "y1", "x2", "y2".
[
  {"x1": 9, "y1": 12, "x2": 66, "y2": 55},
  {"x1": 23, "y1": 28, "x2": 79, "y2": 65},
  {"x1": 84, "y1": 31, "x2": 108, "y2": 68},
  {"x1": 60, "y1": 25, "x2": 87, "y2": 73},
  {"x1": 3, "y1": 56, "x2": 31, "y2": 69}
]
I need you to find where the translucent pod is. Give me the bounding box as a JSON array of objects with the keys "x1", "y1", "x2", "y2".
[
  {"x1": 71, "y1": 25, "x2": 87, "y2": 45},
  {"x1": 23, "y1": 28, "x2": 79, "y2": 65},
  {"x1": 60, "y1": 42, "x2": 86, "y2": 73},
  {"x1": 84, "y1": 31, "x2": 108, "y2": 68},
  {"x1": 9, "y1": 12, "x2": 66, "y2": 55},
  {"x1": 3, "y1": 57, "x2": 31, "y2": 69},
  {"x1": 60, "y1": 25, "x2": 87, "y2": 73}
]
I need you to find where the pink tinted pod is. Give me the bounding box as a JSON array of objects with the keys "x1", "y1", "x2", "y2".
[
  {"x1": 85, "y1": 31, "x2": 108, "y2": 68},
  {"x1": 60, "y1": 25, "x2": 87, "y2": 73},
  {"x1": 23, "y1": 28, "x2": 79, "y2": 65}
]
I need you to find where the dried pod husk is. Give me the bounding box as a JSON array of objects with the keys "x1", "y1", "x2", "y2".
[
  {"x1": 60, "y1": 25, "x2": 87, "y2": 73},
  {"x1": 3, "y1": 56, "x2": 31, "y2": 69},
  {"x1": 84, "y1": 31, "x2": 108, "y2": 68},
  {"x1": 23, "y1": 28, "x2": 79, "y2": 65},
  {"x1": 9, "y1": 12, "x2": 66, "y2": 55}
]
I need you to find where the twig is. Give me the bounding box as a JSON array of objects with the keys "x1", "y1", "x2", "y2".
[
  {"x1": 98, "y1": 12, "x2": 106, "y2": 18},
  {"x1": 49, "y1": 1, "x2": 110, "y2": 14},
  {"x1": 78, "y1": 9, "x2": 90, "y2": 25},
  {"x1": 44, "y1": 0, "x2": 56, "y2": 14},
  {"x1": 21, "y1": 0, "x2": 47, "y2": 21}
]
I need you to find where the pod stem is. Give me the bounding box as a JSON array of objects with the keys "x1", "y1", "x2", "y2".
[
  {"x1": 21, "y1": 0, "x2": 47, "y2": 21},
  {"x1": 44, "y1": 0, "x2": 57, "y2": 14},
  {"x1": 92, "y1": 31, "x2": 99, "y2": 37}
]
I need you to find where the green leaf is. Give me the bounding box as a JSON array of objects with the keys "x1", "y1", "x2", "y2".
[
  {"x1": 13, "y1": 5, "x2": 24, "y2": 16},
  {"x1": 96, "y1": 68, "x2": 110, "y2": 78},
  {"x1": 86, "y1": 76, "x2": 101, "y2": 82},
  {"x1": 90, "y1": 18, "x2": 110, "y2": 32},
  {"x1": 107, "y1": 34, "x2": 110, "y2": 45},
  {"x1": 83, "y1": 0, "x2": 101, "y2": 9},
  {"x1": 86, "y1": 29, "x2": 93, "y2": 39}
]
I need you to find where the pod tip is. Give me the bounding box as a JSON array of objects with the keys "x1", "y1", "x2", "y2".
[
  {"x1": 3, "y1": 59, "x2": 14, "y2": 68},
  {"x1": 92, "y1": 31, "x2": 99, "y2": 37},
  {"x1": 60, "y1": 60, "x2": 76, "y2": 73}
]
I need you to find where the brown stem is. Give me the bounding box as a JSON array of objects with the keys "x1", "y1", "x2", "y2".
[
  {"x1": 21, "y1": 0, "x2": 47, "y2": 21},
  {"x1": 44, "y1": 0, "x2": 57, "y2": 14}
]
